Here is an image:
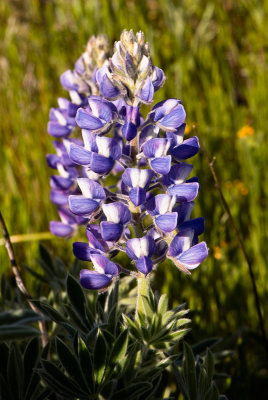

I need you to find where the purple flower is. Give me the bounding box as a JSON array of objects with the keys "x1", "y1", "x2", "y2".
[
  {"x1": 170, "y1": 136, "x2": 200, "y2": 161},
  {"x1": 47, "y1": 30, "x2": 208, "y2": 287},
  {"x1": 146, "y1": 194, "x2": 178, "y2": 233},
  {"x1": 148, "y1": 99, "x2": 186, "y2": 132},
  {"x1": 80, "y1": 254, "x2": 119, "y2": 290},
  {"x1": 151, "y1": 66, "x2": 166, "y2": 91},
  {"x1": 60, "y1": 69, "x2": 89, "y2": 93},
  {"x1": 121, "y1": 105, "x2": 141, "y2": 141},
  {"x1": 168, "y1": 229, "x2": 208, "y2": 274},
  {"x1": 76, "y1": 96, "x2": 118, "y2": 134},
  {"x1": 69, "y1": 131, "x2": 122, "y2": 176},
  {"x1": 47, "y1": 107, "x2": 75, "y2": 138},
  {"x1": 143, "y1": 138, "x2": 172, "y2": 175},
  {"x1": 69, "y1": 178, "x2": 106, "y2": 217},
  {"x1": 49, "y1": 207, "x2": 81, "y2": 238},
  {"x1": 135, "y1": 76, "x2": 154, "y2": 104},
  {"x1": 122, "y1": 168, "x2": 155, "y2": 206},
  {"x1": 101, "y1": 202, "x2": 131, "y2": 242},
  {"x1": 126, "y1": 236, "x2": 156, "y2": 275}
]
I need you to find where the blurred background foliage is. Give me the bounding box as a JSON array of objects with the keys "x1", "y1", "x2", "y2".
[{"x1": 0, "y1": 0, "x2": 268, "y2": 397}]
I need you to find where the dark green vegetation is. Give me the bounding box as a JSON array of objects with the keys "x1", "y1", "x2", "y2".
[{"x1": 0, "y1": 0, "x2": 268, "y2": 398}]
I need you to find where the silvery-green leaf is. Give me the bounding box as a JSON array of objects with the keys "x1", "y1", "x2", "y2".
[
  {"x1": 56, "y1": 337, "x2": 88, "y2": 392},
  {"x1": 110, "y1": 329, "x2": 128, "y2": 365},
  {"x1": 0, "y1": 325, "x2": 40, "y2": 341},
  {"x1": 66, "y1": 274, "x2": 88, "y2": 323},
  {"x1": 157, "y1": 294, "x2": 168, "y2": 316},
  {"x1": 8, "y1": 343, "x2": 23, "y2": 400},
  {"x1": 183, "y1": 342, "x2": 197, "y2": 400},
  {"x1": 23, "y1": 337, "x2": 41, "y2": 400},
  {"x1": 141, "y1": 295, "x2": 154, "y2": 321},
  {"x1": 94, "y1": 330, "x2": 107, "y2": 384}
]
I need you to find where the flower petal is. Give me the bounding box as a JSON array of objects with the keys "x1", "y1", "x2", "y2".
[
  {"x1": 90, "y1": 254, "x2": 118, "y2": 276},
  {"x1": 50, "y1": 176, "x2": 73, "y2": 190},
  {"x1": 171, "y1": 136, "x2": 200, "y2": 160},
  {"x1": 50, "y1": 221, "x2": 74, "y2": 238},
  {"x1": 126, "y1": 236, "x2": 156, "y2": 260},
  {"x1": 158, "y1": 105, "x2": 186, "y2": 131},
  {"x1": 86, "y1": 225, "x2": 108, "y2": 252},
  {"x1": 60, "y1": 70, "x2": 78, "y2": 91},
  {"x1": 176, "y1": 241, "x2": 208, "y2": 270},
  {"x1": 90, "y1": 153, "x2": 114, "y2": 174},
  {"x1": 76, "y1": 108, "x2": 105, "y2": 130},
  {"x1": 179, "y1": 217, "x2": 205, "y2": 236},
  {"x1": 175, "y1": 202, "x2": 195, "y2": 225},
  {"x1": 154, "y1": 194, "x2": 176, "y2": 214},
  {"x1": 129, "y1": 187, "x2": 146, "y2": 206},
  {"x1": 136, "y1": 256, "x2": 153, "y2": 275},
  {"x1": 58, "y1": 207, "x2": 77, "y2": 225},
  {"x1": 102, "y1": 202, "x2": 131, "y2": 224},
  {"x1": 168, "y1": 182, "x2": 199, "y2": 202},
  {"x1": 151, "y1": 156, "x2": 171, "y2": 175},
  {"x1": 136, "y1": 76, "x2": 154, "y2": 104},
  {"x1": 96, "y1": 136, "x2": 122, "y2": 160},
  {"x1": 69, "y1": 144, "x2": 91, "y2": 166},
  {"x1": 100, "y1": 221, "x2": 123, "y2": 242},
  {"x1": 46, "y1": 154, "x2": 60, "y2": 169},
  {"x1": 168, "y1": 229, "x2": 194, "y2": 257},
  {"x1": 143, "y1": 138, "x2": 170, "y2": 158},
  {"x1": 155, "y1": 212, "x2": 178, "y2": 232},
  {"x1": 151, "y1": 66, "x2": 166, "y2": 91},
  {"x1": 152, "y1": 99, "x2": 179, "y2": 121},
  {"x1": 98, "y1": 72, "x2": 120, "y2": 99},
  {"x1": 69, "y1": 195, "x2": 100, "y2": 216},
  {"x1": 73, "y1": 242, "x2": 98, "y2": 261},
  {"x1": 163, "y1": 163, "x2": 193, "y2": 186},
  {"x1": 50, "y1": 190, "x2": 68, "y2": 206},
  {"x1": 80, "y1": 270, "x2": 112, "y2": 290},
  {"x1": 47, "y1": 122, "x2": 71, "y2": 138},
  {"x1": 88, "y1": 96, "x2": 115, "y2": 122},
  {"x1": 77, "y1": 178, "x2": 106, "y2": 200},
  {"x1": 122, "y1": 122, "x2": 137, "y2": 141}
]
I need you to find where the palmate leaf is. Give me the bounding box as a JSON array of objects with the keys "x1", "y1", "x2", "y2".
[
  {"x1": 157, "y1": 294, "x2": 168, "y2": 315},
  {"x1": 183, "y1": 342, "x2": 197, "y2": 400},
  {"x1": 0, "y1": 325, "x2": 40, "y2": 341},
  {"x1": 7, "y1": 343, "x2": 23, "y2": 400},
  {"x1": 114, "y1": 381, "x2": 153, "y2": 400},
  {"x1": 173, "y1": 343, "x2": 228, "y2": 400},
  {"x1": 39, "y1": 360, "x2": 87, "y2": 399},
  {"x1": 56, "y1": 337, "x2": 89, "y2": 393},
  {"x1": 0, "y1": 309, "x2": 44, "y2": 325},
  {"x1": 32, "y1": 300, "x2": 67, "y2": 324},
  {"x1": 109, "y1": 329, "x2": 128, "y2": 366},
  {"x1": 78, "y1": 337, "x2": 94, "y2": 392},
  {"x1": 94, "y1": 329, "x2": 107, "y2": 384},
  {"x1": 0, "y1": 339, "x2": 45, "y2": 400},
  {"x1": 100, "y1": 378, "x2": 118, "y2": 399},
  {"x1": 66, "y1": 274, "x2": 88, "y2": 323},
  {"x1": 23, "y1": 337, "x2": 41, "y2": 400}
]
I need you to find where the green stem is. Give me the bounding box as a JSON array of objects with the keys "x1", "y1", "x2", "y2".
[{"x1": 135, "y1": 274, "x2": 150, "y2": 321}]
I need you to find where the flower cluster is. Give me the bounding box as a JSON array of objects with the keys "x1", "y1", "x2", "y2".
[
  {"x1": 47, "y1": 29, "x2": 208, "y2": 289},
  {"x1": 46, "y1": 35, "x2": 110, "y2": 237}
]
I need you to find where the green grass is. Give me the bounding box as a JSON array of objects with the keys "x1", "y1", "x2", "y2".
[{"x1": 1, "y1": 0, "x2": 268, "y2": 397}]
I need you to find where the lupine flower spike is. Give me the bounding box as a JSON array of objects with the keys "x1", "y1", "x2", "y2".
[{"x1": 47, "y1": 29, "x2": 208, "y2": 291}]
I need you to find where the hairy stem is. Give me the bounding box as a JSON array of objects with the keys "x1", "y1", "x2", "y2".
[
  {"x1": 194, "y1": 127, "x2": 268, "y2": 355},
  {"x1": 0, "y1": 211, "x2": 48, "y2": 347}
]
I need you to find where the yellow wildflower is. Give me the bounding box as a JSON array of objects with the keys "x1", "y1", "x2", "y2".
[
  {"x1": 184, "y1": 123, "x2": 192, "y2": 135},
  {"x1": 237, "y1": 125, "x2": 254, "y2": 138},
  {"x1": 213, "y1": 246, "x2": 222, "y2": 260}
]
